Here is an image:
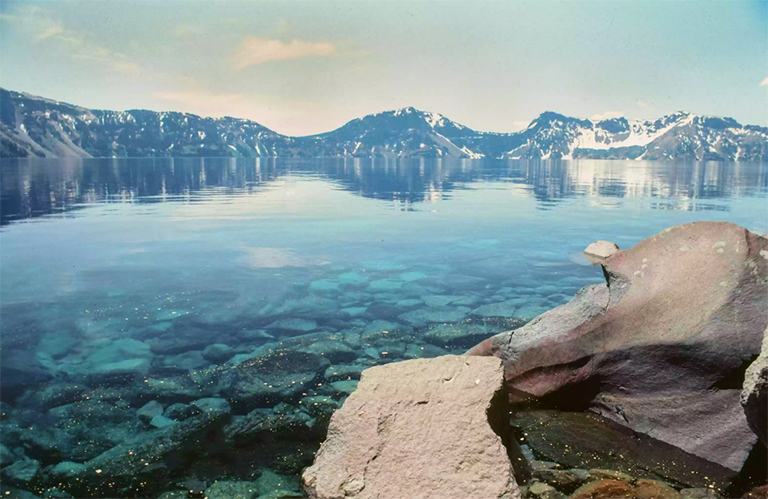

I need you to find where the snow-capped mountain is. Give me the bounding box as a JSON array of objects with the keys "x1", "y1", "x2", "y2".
[
  {"x1": 510, "y1": 111, "x2": 768, "y2": 161},
  {"x1": 0, "y1": 89, "x2": 295, "y2": 158},
  {"x1": 1, "y1": 88, "x2": 766, "y2": 161}
]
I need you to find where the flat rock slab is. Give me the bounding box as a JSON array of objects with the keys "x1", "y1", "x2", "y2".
[{"x1": 302, "y1": 355, "x2": 521, "y2": 499}]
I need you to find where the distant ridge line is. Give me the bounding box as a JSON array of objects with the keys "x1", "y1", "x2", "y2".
[{"x1": 1, "y1": 88, "x2": 766, "y2": 161}]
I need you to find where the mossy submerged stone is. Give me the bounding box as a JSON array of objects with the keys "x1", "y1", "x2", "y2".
[
  {"x1": 634, "y1": 479, "x2": 682, "y2": 499},
  {"x1": 570, "y1": 479, "x2": 635, "y2": 499},
  {"x1": 201, "y1": 343, "x2": 235, "y2": 364},
  {"x1": 1, "y1": 458, "x2": 40, "y2": 484},
  {"x1": 204, "y1": 480, "x2": 258, "y2": 499},
  {"x1": 137, "y1": 400, "x2": 164, "y2": 422}
]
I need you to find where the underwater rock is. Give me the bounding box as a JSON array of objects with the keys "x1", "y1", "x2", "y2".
[
  {"x1": 510, "y1": 410, "x2": 736, "y2": 491},
  {"x1": 201, "y1": 343, "x2": 235, "y2": 364},
  {"x1": 0, "y1": 443, "x2": 16, "y2": 467},
  {"x1": 224, "y1": 349, "x2": 328, "y2": 408},
  {"x1": 59, "y1": 409, "x2": 230, "y2": 497},
  {"x1": 471, "y1": 299, "x2": 520, "y2": 318},
  {"x1": 299, "y1": 396, "x2": 339, "y2": 419},
  {"x1": 297, "y1": 340, "x2": 357, "y2": 364},
  {"x1": 361, "y1": 320, "x2": 406, "y2": 340},
  {"x1": 588, "y1": 469, "x2": 635, "y2": 483},
  {"x1": 470, "y1": 222, "x2": 768, "y2": 473},
  {"x1": 583, "y1": 240, "x2": 620, "y2": 264},
  {"x1": 1, "y1": 458, "x2": 40, "y2": 484},
  {"x1": 309, "y1": 279, "x2": 341, "y2": 292},
  {"x1": 16, "y1": 384, "x2": 88, "y2": 412},
  {"x1": 0, "y1": 348, "x2": 54, "y2": 401},
  {"x1": 526, "y1": 481, "x2": 565, "y2": 499},
  {"x1": 149, "y1": 415, "x2": 178, "y2": 429},
  {"x1": 265, "y1": 318, "x2": 318, "y2": 333},
  {"x1": 302, "y1": 355, "x2": 522, "y2": 499},
  {"x1": 570, "y1": 479, "x2": 634, "y2": 499},
  {"x1": 224, "y1": 407, "x2": 317, "y2": 447},
  {"x1": 203, "y1": 480, "x2": 258, "y2": 499},
  {"x1": 323, "y1": 363, "x2": 368, "y2": 382},
  {"x1": 403, "y1": 343, "x2": 448, "y2": 359},
  {"x1": 367, "y1": 279, "x2": 403, "y2": 291},
  {"x1": 256, "y1": 469, "x2": 303, "y2": 499},
  {"x1": 397, "y1": 306, "x2": 471, "y2": 326},
  {"x1": 191, "y1": 397, "x2": 231, "y2": 414},
  {"x1": 741, "y1": 327, "x2": 767, "y2": 445},
  {"x1": 162, "y1": 351, "x2": 210, "y2": 372},
  {"x1": 49, "y1": 461, "x2": 87, "y2": 479},
  {"x1": 318, "y1": 380, "x2": 358, "y2": 398},
  {"x1": 0, "y1": 487, "x2": 42, "y2": 498},
  {"x1": 422, "y1": 294, "x2": 463, "y2": 307},
  {"x1": 137, "y1": 400, "x2": 164, "y2": 423},
  {"x1": 89, "y1": 358, "x2": 151, "y2": 384},
  {"x1": 422, "y1": 322, "x2": 505, "y2": 349},
  {"x1": 530, "y1": 468, "x2": 587, "y2": 494},
  {"x1": 634, "y1": 479, "x2": 682, "y2": 499},
  {"x1": 340, "y1": 306, "x2": 367, "y2": 317},
  {"x1": 679, "y1": 489, "x2": 723, "y2": 499},
  {"x1": 164, "y1": 403, "x2": 201, "y2": 421}
]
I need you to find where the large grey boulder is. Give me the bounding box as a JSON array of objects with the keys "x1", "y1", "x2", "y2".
[
  {"x1": 469, "y1": 222, "x2": 768, "y2": 472},
  {"x1": 302, "y1": 355, "x2": 522, "y2": 499},
  {"x1": 741, "y1": 327, "x2": 767, "y2": 444}
]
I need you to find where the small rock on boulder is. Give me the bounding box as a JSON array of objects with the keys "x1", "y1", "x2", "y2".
[{"x1": 583, "y1": 240, "x2": 619, "y2": 264}]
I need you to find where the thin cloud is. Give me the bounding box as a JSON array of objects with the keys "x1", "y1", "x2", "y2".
[
  {"x1": 636, "y1": 99, "x2": 649, "y2": 108},
  {"x1": 761, "y1": 77, "x2": 768, "y2": 87},
  {"x1": 591, "y1": 110, "x2": 625, "y2": 121},
  {"x1": 229, "y1": 37, "x2": 335, "y2": 69},
  {"x1": 1, "y1": 6, "x2": 142, "y2": 75},
  {"x1": 172, "y1": 24, "x2": 205, "y2": 38},
  {"x1": 152, "y1": 90, "x2": 248, "y2": 117}
]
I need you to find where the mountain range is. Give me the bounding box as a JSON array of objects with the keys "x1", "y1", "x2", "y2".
[{"x1": 2, "y1": 88, "x2": 766, "y2": 161}]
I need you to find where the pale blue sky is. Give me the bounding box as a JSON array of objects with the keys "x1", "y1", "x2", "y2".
[{"x1": 1, "y1": 0, "x2": 766, "y2": 135}]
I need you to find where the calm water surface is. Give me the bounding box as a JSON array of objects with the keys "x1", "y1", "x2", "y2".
[{"x1": 1, "y1": 158, "x2": 767, "y2": 497}]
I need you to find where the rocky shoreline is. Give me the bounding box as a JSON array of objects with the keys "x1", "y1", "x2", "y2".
[{"x1": 1, "y1": 222, "x2": 766, "y2": 498}]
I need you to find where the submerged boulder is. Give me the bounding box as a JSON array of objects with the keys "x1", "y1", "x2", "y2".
[
  {"x1": 469, "y1": 222, "x2": 768, "y2": 473},
  {"x1": 302, "y1": 355, "x2": 522, "y2": 499}
]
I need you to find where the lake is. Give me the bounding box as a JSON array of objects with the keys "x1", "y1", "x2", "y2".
[{"x1": 1, "y1": 157, "x2": 767, "y2": 497}]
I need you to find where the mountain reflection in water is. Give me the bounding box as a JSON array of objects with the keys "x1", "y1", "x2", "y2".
[{"x1": 2, "y1": 158, "x2": 766, "y2": 226}]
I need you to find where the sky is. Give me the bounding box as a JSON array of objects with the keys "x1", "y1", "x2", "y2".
[{"x1": 1, "y1": 0, "x2": 766, "y2": 136}]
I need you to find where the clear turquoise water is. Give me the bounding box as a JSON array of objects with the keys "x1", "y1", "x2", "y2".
[{"x1": 1, "y1": 158, "x2": 767, "y2": 497}]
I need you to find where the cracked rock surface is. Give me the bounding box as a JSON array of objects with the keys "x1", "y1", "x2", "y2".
[{"x1": 302, "y1": 355, "x2": 521, "y2": 499}]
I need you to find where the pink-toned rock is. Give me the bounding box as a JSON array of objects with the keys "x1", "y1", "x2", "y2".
[
  {"x1": 302, "y1": 355, "x2": 522, "y2": 499},
  {"x1": 469, "y1": 222, "x2": 768, "y2": 473}
]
